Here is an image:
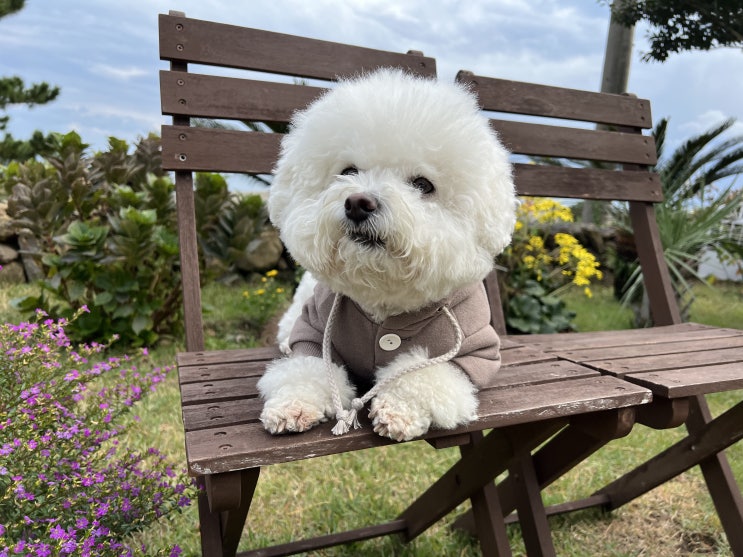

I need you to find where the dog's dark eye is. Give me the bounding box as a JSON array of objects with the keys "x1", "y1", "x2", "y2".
[
  {"x1": 411, "y1": 176, "x2": 435, "y2": 195},
  {"x1": 340, "y1": 167, "x2": 358, "y2": 176}
]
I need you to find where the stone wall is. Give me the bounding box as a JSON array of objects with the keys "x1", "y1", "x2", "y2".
[{"x1": 0, "y1": 201, "x2": 26, "y2": 284}]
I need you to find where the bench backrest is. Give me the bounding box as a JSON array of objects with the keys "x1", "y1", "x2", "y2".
[
  {"x1": 159, "y1": 12, "x2": 436, "y2": 351},
  {"x1": 455, "y1": 71, "x2": 681, "y2": 332},
  {"x1": 159, "y1": 13, "x2": 680, "y2": 351}
]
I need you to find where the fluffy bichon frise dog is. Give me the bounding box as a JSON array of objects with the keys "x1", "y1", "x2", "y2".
[{"x1": 258, "y1": 69, "x2": 517, "y2": 442}]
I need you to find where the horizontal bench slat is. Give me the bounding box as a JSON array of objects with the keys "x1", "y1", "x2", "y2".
[
  {"x1": 160, "y1": 71, "x2": 324, "y2": 122},
  {"x1": 184, "y1": 374, "x2": 650, "y2": 473},
  {"x1": 162, "y1": 127, "x2": 662, "y2": 201},
  {"x1": 513, "y1": 164, "x2": 661, "y2": 202},
  {"x1": 161, "y1": 75, "x2": 656, "y2": 165},
  {"x1": 492, "y1": 119, "x2": 657, "y2": 164},
  {"x1": 162, "y1": 126, "x2": 280, "y2": 173},
  {"x1": 159, "y1": 14, "x2": 436, "y2": 79},
  {"x1": 625, "y1": 363, "x2": 743, "y2": 398},
  {"x1": 457, "y1": 71, "x2": 652, "y2": 129},
  {"x1": 585, "y1": 345, "x2": 743, "y2": 377},
  {"x1": 523, "y1": 323, "x2": 739, "y2": 352},
  {"x1": 555, "y1": 334, "x2": 743, "y2": 363},
  {"x1": 179, "y1": 359, "x2": 602, "y2": 432}
]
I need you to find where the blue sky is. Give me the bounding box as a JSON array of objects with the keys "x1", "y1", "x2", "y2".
[{"x1": 2, "y1": 0, "x2": 742, "y2": 173}]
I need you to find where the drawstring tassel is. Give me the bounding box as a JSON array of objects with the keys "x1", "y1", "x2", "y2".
[{"x1": 331, "y1": 398, "x2": 365, "y2": 435}]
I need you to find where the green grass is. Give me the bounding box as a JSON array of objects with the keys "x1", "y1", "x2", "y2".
[{"x1": 2, "y1": 280, "x2": 741, "y2": 555}]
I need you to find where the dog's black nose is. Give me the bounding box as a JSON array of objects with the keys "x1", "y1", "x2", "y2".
[{"x1": 344, "y1": 193, "x2": 378, "y2": 223}]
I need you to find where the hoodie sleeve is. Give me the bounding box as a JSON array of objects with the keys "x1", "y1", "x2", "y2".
[
  {"x1": 288, "y1": 283, "x2": 333, "y2": 360},
  {"x1": 450, "y1": 283, "x2": 502, "y2": 388}
]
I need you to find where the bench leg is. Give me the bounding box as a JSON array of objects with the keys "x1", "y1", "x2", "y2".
[
  {"x1": 453, "y1": 408, "x2": 636, "y2": 533},
  {"x1": 508, "y1": 454, "x2": 556, "y2": 557},
  {"x1": 595, "y1": 397, "x2": 743, "y2": 553},
  {"x1": 398, "y1": 419, "x2": 566, "y2": 547},
  {"x1": 687, "y1": 395, "x2": 743, "y2": 555},
  {"x1": 460, "y1": 431, "x2": 513, "y2": 557},
  {"x1": 198, "y1": 469, "x2": 260, "y2": 557}
]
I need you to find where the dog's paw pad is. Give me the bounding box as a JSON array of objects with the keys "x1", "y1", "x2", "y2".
[
  {"x1": 261, "y1": 400, "x2": 327, "y2": 434},
  {"x1": 369, "y1": 397, "x2": 430, "y2": 442}
]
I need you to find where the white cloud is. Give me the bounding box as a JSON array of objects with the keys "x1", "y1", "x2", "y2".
[{"x1": 90, "y1": 64, "x2": 148, "y2": 81}]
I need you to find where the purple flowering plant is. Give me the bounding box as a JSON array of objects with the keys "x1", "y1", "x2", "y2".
[{"x1": 0, "y1": 307, "x2": 195, "y2": 556}]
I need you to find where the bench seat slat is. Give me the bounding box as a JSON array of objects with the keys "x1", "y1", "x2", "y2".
[
  {"x1": 625, "y1": 364, "x2": 743, "y2": 398},
  {"x1": 179, "y1": 359, "x2": 604, "y2": 432},
  {"x1": 521, "y1": 322, "x2": 726, "y2": 351},
  {"x1": 457, "y1": 72, "x2": 652, "y2": 129},
  {"x1": 584, "y1": 346, "x2": 743, "y2": 377},
  {"x1": 159, "y1": 14, "x2": 436, "y2": 79},
  {"x1": 183, "y1": 375, "x2": 650, "y2": 473},
  {"x1": 556, "y1": 335, "x2": 743, "y2": 363}
]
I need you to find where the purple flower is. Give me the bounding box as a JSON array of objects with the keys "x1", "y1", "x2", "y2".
[{"x1": 49, "y1": 524, "x2": 66, "y2": 540}]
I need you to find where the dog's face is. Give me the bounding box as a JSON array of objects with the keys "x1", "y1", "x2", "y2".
[{"x1": 269, "y1": 69, "x2": 517, "y2": 319}]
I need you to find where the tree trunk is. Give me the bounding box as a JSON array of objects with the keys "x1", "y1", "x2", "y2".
[{"x1": 584, "y1": 1, "x2": 636, "y2": 224}]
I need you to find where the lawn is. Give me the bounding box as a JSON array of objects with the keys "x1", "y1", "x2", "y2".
[{"x1": 2, "y1": 279, "x2": 741, "y2": 556}]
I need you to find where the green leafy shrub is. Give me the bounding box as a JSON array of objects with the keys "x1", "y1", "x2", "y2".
[
  {"x1": 194, "y1": 173, "x2": 271, "y2": 279},
  {"x1": 2, "y1": 132, "x2": 180, "y2": 346},
  {"x1": 1, "y1": 133, "x2": 274, "y2": 346},
  {"x1": 0, "y1": 308, "x2": 195, "y2": 556},
  {"x1": 499, "y1": 198, "x2": 603, "y2": 334}
]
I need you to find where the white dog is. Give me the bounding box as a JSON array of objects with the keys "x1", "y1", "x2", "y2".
[{"x1": 258, "y1": 69, "x2": 517, "y2": 442}]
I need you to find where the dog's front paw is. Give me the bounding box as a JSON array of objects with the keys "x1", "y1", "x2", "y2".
[
  {"x1": 260, "y1": 399, "x2": 328, "y2": 434},
  {"x1": 369, "y1": 394, "x2": 431, "y2": 442}
]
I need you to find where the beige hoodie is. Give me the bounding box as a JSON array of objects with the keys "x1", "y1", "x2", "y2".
[{"x1": 289, "y1": 281, "x2": 501, "y2": 388}]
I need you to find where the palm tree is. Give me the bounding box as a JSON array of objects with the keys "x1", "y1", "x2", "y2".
[{"x1": 613, "y1": 117, "x2": 743, "y2": 324}]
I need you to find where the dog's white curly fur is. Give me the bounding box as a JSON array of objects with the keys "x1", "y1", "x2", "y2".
[{"x1": 258, "y1": 69, "x2": 517, "y2": 441}]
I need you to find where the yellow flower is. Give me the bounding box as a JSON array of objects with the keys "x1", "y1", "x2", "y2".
[
  {"x1": 275, "y1": 287, "x2": 284, "y2": 294},
  {"x1": 266, "y1": 269, "x2": 278, "y2": 278},
  {"x1": 255, "y1": 288, "x2": 266, "y2": 296},
  {"x1": 584, "y1": 287, "x2": 593, "y2": 298}
]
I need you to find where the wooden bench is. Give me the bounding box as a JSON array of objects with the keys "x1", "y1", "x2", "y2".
[{"x1": 159, "y1": 12, "x2": 743, "y2": 556}]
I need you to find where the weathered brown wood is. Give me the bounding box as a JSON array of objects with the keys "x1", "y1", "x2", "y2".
[
  {"x1": 623, "y1": 363, "x2": 743, "y2": 398},
  {"x1": 552, "y1": 332, "x2": 743, "y2": 362},
  {"x1": 177, "y1": 346, "x2": 280, "y2": 367},
  {"x1": 460, "y1": 431, "x2": 514, "y2": 557},
  {"x1": 629, "y1": 201, "x2": 682, "y2": 325},
  {"x1": 239, "y1": 520, "x2": 408, "y2": 557},
  {"x1": 508, "y1": 454, "x2": 557, "y2": 557},
  {"x1": 159, "y1": 14, "x2": 436, "y2": 78},
  {"x1": 513, "y1": 164, "x2": 662, "y2": 202},
  {"x1": 399, "y1": 420, "x2": 567, "y2": 542},
  {"x1": 636, "y1": 397, "x2": 690, "y2": 429},
  {"x1": 498, "y1": 408, "x2": 636, "y2": 517},
  {"x1": 183, "y1": 376, "x2": 650, "y2": 474},
  {"x1": 595, "y1": 400, "x2": 743, "y2": 510},
  {"x1": 522, "y1": 322, "x2": 726, "y2": 352},
  {"x1": 484, "y1": 270, "x2": 506, "y2": 335},
  {"x1": 686, "y1": 396, "x2": 743, "y2": 555},
  {"x1": 492, "y1": 119, "x2": 657, "y2": 164},
  {"x1": 160, "y1": 71, "x2": 324, "y2": 122},
  {"x1": 218, "y1": 470, "x2": 260, "y2": 556},
  {"x1": 503, "y1": 494, "x2": 612, "y2": 525},
  {"x1": 456, "y1": 70, "x2": 652, "y2": 128},
  {"x1": 162, "y1": 125, "x2": 281, "y2": 174}
]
